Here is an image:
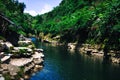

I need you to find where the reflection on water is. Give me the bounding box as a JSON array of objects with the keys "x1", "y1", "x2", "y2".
[{"x1": 30, "y1": 43, "x2": 120, "y2": 80}]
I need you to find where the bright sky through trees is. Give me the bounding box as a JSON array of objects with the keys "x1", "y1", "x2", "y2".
[{"x1": 18, "y1": 0, "x2": 62, "y2": 16}]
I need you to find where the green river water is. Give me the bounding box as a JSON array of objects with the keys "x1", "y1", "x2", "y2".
[{"x1": 30, "y1": 42, "x2": 120, "y2": 80}]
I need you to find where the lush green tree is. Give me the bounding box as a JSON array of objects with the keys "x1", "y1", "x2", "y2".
[{"x1": 0, "y1": 0, "x2": 120, "y2": 51}]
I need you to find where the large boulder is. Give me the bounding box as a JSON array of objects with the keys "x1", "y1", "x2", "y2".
[
  {"x1": 4, "y1": 42, "x2": 14, "y2": 50},
  {"x1": 68, "y1": 43, "x2": 77, "y2": 50},
  {"x1": 10, "y1": 58, "x2": 33, "y2": 67},
  {"x1": 111, "y1": 57, "x2": 120, "y2": 64}
]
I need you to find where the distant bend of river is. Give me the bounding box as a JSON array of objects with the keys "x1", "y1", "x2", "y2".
[{"x1": 30, "y1": 42, "x2": 120, "y2": 80}]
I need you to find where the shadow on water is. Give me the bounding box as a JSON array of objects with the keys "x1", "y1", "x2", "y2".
[{"x1": 30, "y1": 42, "x2": 120, "y2": 80}]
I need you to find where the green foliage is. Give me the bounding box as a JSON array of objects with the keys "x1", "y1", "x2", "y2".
[
  {"x1": 32, "y1": 0, "x2": 120, "y2": 50},
  {"x1": 0, "y1": 36, "x2": 6, "y2": 41},
  {"x1": 0, "y1": 0, "x2": 120, "y2": 50},
  {"x1": 17, "y1": 30, "x2": 26, "y2": 36},
  {"x1": 3, "y1": 74, "x2": 11, "y2": 80}
]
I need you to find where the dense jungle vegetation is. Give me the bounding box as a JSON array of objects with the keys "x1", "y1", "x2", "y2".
[
  {"x1": 0, "y1": 0, "x2": 33, "y2": 35},
  {"x1": 0, "y1": 0, "x2": 120, "y2": 51}
]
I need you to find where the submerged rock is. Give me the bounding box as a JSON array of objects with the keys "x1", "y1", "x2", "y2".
[
  {"x1": 111, "y1": 57, "x2": 120, "y2": 64},
  {"x1": 68, "y1": 43, "x2": 77, "y2": 51}
]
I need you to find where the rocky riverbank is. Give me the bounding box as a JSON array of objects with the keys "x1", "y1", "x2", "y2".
[
  {"x1": 67, "y1": 43, "x2": 120, "y2": 64},
  {"x1": 0, "y1": 35, "x2": 44, "y2": 80}
]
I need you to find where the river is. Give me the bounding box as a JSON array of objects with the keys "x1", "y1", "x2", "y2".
[{"x1": 30, "y1": 42, "x2": 120, "y2": 80}]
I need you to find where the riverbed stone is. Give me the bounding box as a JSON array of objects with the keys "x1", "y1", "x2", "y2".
[
  {"x1": 34, "y1": 48, "x2": 43, "y2": 52},
  {"x1": 1, "y1": 55, "x2": 11, "y2": 63},
  {"x1": 111, "y1": 57, "x2": 120, "y2": 64},
  {"x1": 33, "y1": 65, "x2": 43, "y2": 72},
  {"x1": 18, "y1": 40, "x2": 32, "y2": 47},
  {"x1": 33, "y1": 58, "x2": 43, "y2": 64},
  {"x1": 4, "y1": 42, "x2": 14, "y2": 50},
  {"x1": 10, "y1": 58, "x2": 33, "y2": 67},
  {"x1": 0, "y1": 36, "x2": 44, "y2": 79},
  {"x1": 92, "y1": 49, "x2": 98, "y2": 54},
  {"x1": 99, "y1": 50, "x2": 104, "y2": 54},
  {"x1": 33, "y1": 52, "x2": 44, "y2": 58},
  {"x1": 24, "y1": 63, "x2": 34, "y2": 72},
  {"x1": 8, "y1": 64, "x2": 20, "y2": 74},
  {"x1": 68, "y1": 43, "x2": 76, "y2": 50},
  {"x1": 1, "y1": 64, "x2": 8, "y2": 70}
]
